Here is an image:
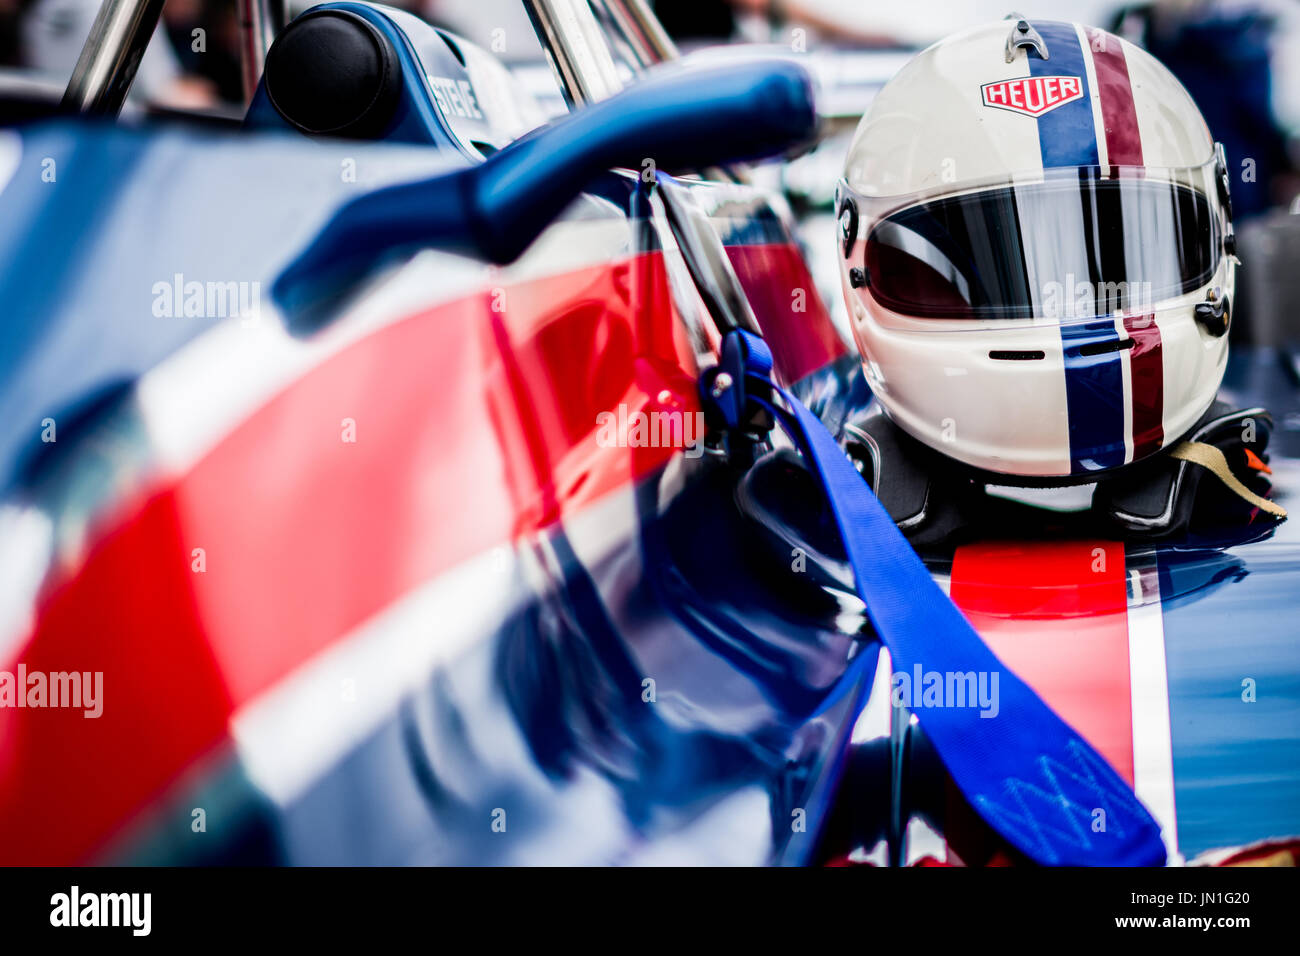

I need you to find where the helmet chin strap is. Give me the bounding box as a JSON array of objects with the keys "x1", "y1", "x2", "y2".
[
  {"x1": 829, "y1": 399, "x2": 1287, "y2": 547},
  {"x1": 1169, "y1": 442, "x2": 1287, "y2": 518}
]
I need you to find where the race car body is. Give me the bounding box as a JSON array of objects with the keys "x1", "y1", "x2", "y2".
[{"x1": 0, "y1": 0, "x2": 1294, "y2": 867}]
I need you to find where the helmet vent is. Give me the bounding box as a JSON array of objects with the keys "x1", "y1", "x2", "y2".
[
  {"x1": 989, "y1": 349, "x2": 1045, "y2": 361},
  {"x1": 1077, "y1": 338, "x2": 1137, "y2": 358}
]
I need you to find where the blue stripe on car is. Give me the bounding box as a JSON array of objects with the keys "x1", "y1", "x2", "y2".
[{"x1": 1157, "y1": 544, "x2": 1300, "y2": 860}]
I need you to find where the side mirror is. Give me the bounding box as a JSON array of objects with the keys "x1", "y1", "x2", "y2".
[{"x1": 273, "y1": 59, "x2": 817, "y2": 318}]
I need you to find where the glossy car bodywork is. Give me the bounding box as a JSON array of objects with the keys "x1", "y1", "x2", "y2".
[
  {"x1": 0, "y1": 1, "x2": 1295, "y2": 867},
  {"x1": 0, "y1": 104, "x2": 871, "y2": 864}
]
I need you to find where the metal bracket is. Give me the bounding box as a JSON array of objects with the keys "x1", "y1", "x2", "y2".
[{"x1": 1004, "y1": 15, "x2": 1049, "y2": 63}]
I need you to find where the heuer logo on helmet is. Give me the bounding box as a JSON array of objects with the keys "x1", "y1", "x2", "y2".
[{"x1": 980, "y1": 76, "x2": 1083, "y2": 117}]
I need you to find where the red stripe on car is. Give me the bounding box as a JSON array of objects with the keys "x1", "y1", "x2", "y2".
[
  {"x1": 0, "y1": 252, "x2": 701, "y2": 863},
  {"x1": 949, "y1": 540, "x2": 1135, "y2": 783}
]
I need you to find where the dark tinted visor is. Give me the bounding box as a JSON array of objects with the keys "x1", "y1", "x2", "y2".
[{"x1": 860, "y1": 173, "x2": 1221, "y2": 321}]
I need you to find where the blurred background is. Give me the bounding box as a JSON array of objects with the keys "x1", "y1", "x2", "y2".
[
  {"x1": 2, "y1": 1, "x2": 1298, "y2": 137},
  {"x1": 1, "y1": 0, "x2": 1296, "y2": 194},
  {"x1": 1, "y1": 0, "x2": 1298, "y2": 332}
]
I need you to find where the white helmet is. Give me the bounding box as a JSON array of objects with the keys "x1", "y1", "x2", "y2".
[{"x1": 836, "y1": 17, "x2": 1237, "y2": 480}]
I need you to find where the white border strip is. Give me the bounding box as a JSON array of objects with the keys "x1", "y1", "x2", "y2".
[
  {"x1": 1115, "y1": 314, "x2": 1136, "y2": 465},
  {"x1": 229, "y1": 542, "x2": 525, "y2": 806},
  {"x1": 1127, "y1": 562, "x2": 1182, "y2": 864},
  {"x1": 1078, "y1": 24, "x2": 1110, "y2": 171}
]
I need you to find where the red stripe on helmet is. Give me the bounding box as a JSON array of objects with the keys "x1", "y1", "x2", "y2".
[
  {"x1": 1089, "y1": 30, "x2": 1144, "y2": 169},
  {"x1": 1123, "y1": 313, "x2": 1164, "y2": 459}
]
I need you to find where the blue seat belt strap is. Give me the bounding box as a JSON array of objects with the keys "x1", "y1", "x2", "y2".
[{"x1": 708, "y1": 329, "x2": 1167, "y2": 866}]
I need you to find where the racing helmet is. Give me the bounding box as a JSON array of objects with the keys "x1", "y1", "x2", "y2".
[{"x1": 836, "y1": 17, "x2": 1237, "y2": 480}]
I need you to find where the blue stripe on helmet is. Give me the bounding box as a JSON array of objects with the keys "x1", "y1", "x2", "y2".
[
  {"x1": 1060, "y1": 320, "x2": 1127, "y2": 473},
  {"x1": 1028, "y1": 22, "x2": 1100, "y2": 169},
  {"x1": 1030, "y1": 24, "x2": 1119, "y2": 472}
]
